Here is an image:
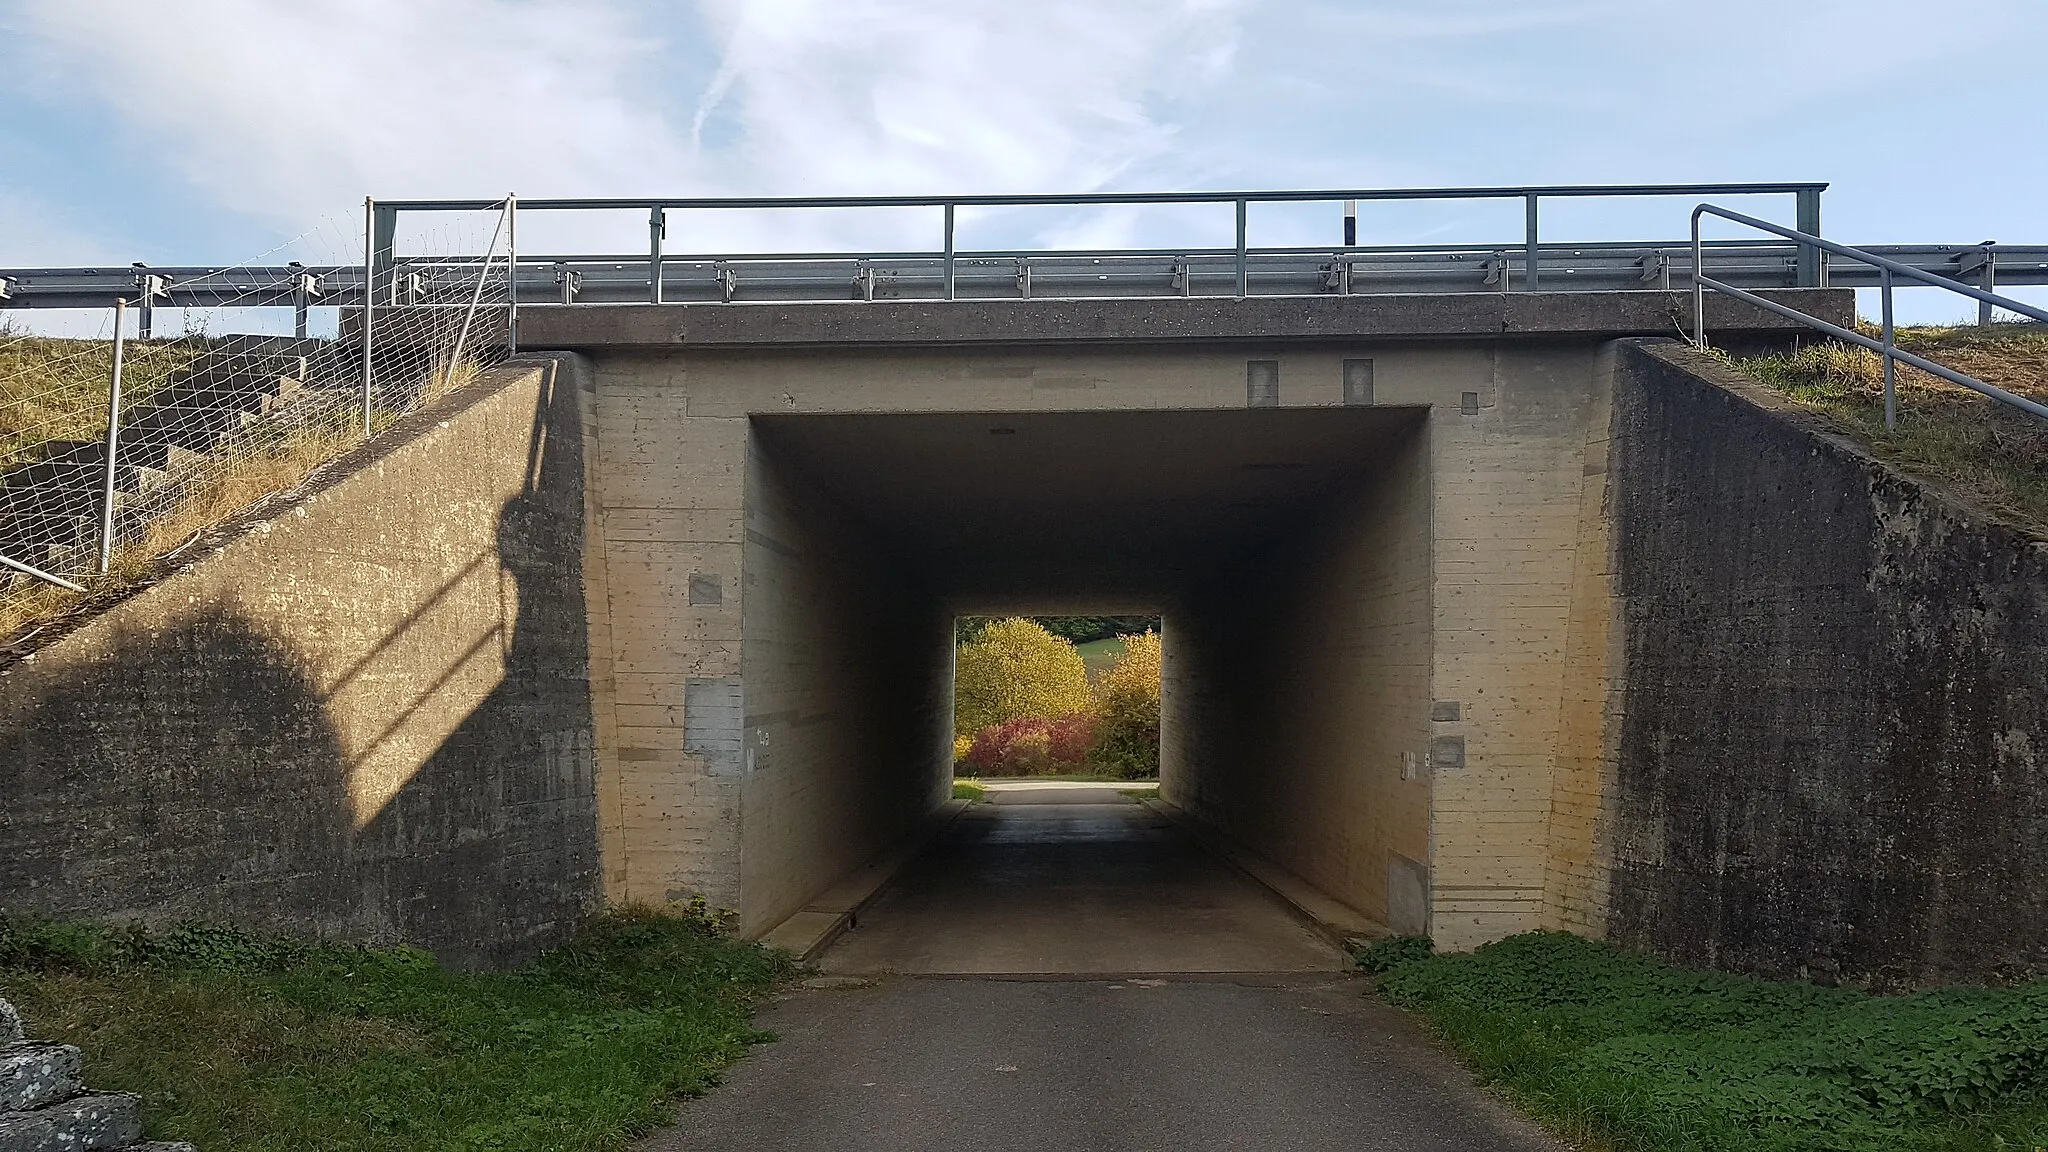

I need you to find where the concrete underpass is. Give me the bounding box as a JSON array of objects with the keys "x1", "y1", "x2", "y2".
[{"x1": 545, "y1": 295, "x2": 1787, "y2": 958}]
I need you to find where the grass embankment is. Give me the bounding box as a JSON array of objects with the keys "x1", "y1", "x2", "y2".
[
  {"x1": 1361, "y1": 932, "x2": 2048, "y2": 1152},
  {"x1": 0, "y1": 337, "x2": 199, "y2": 471},
  {"x1": 0, "y1": 909, "x2": 792, "y2": 1151},
  {"x1": 1735, "y1": 323, "x2": 2048, "y2": 537},
  {"x1": 1, "y1": 340, "x2": 482, "y2": 646}
]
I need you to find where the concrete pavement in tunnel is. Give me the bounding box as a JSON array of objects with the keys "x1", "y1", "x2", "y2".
[
  {"x1": 645, "y1": 787, "x2": 1564, "y2": 1151},
  {"x1": 816, "y1": 785, "x2": 1341, "y2": 975}
]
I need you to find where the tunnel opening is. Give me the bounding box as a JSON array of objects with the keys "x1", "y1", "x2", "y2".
[
  {"x1": 740, "y1": 405, "x2": 1432, "y2": 969},
  {"x1": 949, "y1": 614, "x2": 1163, "y2": 787}
]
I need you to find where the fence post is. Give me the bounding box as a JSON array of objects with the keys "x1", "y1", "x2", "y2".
[
  {"x1": 361, "y1": 198, "x2": 377, "y2": 439},
  {"x1": 97, "y1": 299, "x2": 129, "y2": 574},
  {"x1": 1524, "y1": 194, "x2": 1540, "y2": 291},
  {"x1": 506, "y1": 193, "x2": 518, "y2": 355},
  {"x1": 1795, "y1": 188, "x2": 1823, "y2": 287}
]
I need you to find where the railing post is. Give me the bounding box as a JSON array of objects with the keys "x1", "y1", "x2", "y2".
[
  {"x1": 97, "y1": 299, "x2": 129, "y2": 575},
  {"x1": 369, "y1": 203, "x2": 398, "y2": 303},
  {"x1": 1235, "y1": 199, "x2": 1248, "y2": 299},
  {"x1": 1978, "y1": 242, "x2": 1997, "y2": 326},
  {"x1": 506, "y1": 193, "x2": 518, "y2": 355},
  {"x1": 1880, "y1": 267, "x2": 1897, "y2": 432},
  {"x1": 943, "y1": 202, "x2": 956, "y2": 301},
  {"x1": 1795, "y1": 187, "x2": 1823, "y2": 287},
  {"x1": 649, "y1": 206, "x2": 665, "y2": 304},
  {"x1": 1691, "y1": 208, "x2": 1706, "y2": 348},
  {"x1": 290, "y1": 264, "x2": 310, "y2": 339},
  {"x1": 1524, "y1": 194, "x2": 1540, "y2": 291}
]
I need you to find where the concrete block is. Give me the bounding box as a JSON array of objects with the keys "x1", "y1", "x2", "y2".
[{"x1": 0, "y1": 1044, "x2": 82, "y2": 1112}]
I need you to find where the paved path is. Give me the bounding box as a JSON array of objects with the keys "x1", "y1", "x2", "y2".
[
  {"x1": 649, "y1": 974, "x2": 1561, "y2": 1152},
  {"x1": 643, "y1": 796, "x2": 1562, "y2": 1151}
]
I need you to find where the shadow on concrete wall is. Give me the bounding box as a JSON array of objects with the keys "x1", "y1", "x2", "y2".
[{"x1": 0, "y1": 364, "x2": 600, "y2": 969}]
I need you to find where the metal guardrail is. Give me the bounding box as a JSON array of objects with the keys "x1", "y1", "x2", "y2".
[
  {"x1": 1691, "y1": 204, "x2": 2048, "y2": 429},
  {"x1": 8, "y1": 242, "x2": 2048, "y2": 309}
]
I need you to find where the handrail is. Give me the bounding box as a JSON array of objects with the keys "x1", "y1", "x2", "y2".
[
  {"x1": 379, "y1": 182, "x2": 1828, "y2": 213},
  {"x1": 1692, "y1": 204, "x2": 2048, "y2": 429}
]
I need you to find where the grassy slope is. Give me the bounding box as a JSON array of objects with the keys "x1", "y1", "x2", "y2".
[
  {"x1": 0, "y1": 912, "x2": 792, "y2": 1152},
  {"x1": 0, "y1": 337, "x2": 201, "y2": 470},
  {"x1": 1734, "y1": 323, "x2": 2048, "y2": 538},
  {"x1": 1363, "y1": 933, "x2": 2048, "y2": 1152}
]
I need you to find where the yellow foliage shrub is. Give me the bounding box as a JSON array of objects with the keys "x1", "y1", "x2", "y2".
[
  {"x1": 1093, "y1": 631, "x2": 1162, "y2": 779},
  {"x1": 952, "y1": 617, "x2": 1093, "y2": 738}
]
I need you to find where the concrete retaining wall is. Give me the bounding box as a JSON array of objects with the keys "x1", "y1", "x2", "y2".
[
  {"x1": 0, "y1": 358, "x2": 601, "y2": 967},
  {"x1": 1608, "y1": 339, "x2": 2048, "y2": 985}
]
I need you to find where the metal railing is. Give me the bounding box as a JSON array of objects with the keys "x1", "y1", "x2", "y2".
[
  {"x1": 1691, "y1": 204, "x2": 2048, "y2": 429},
  {"x1": 369, "y1": 182, "x2": 1830, "y2": 302}
]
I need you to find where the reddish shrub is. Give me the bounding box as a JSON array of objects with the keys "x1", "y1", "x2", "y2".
[{"x1": 965, "y1": 712, "x2": 1098, "y2": 776}]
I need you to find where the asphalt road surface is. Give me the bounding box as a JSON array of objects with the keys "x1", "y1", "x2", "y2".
[{"x1": 643, "y1": 793, "x2": 1561, "y2": 1152}]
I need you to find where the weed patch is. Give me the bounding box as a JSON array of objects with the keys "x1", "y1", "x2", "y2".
[
  {"x1": 1734, "y1": 323, "x2": 2048, "y2": 537},
  {"x1": 0, "y1": 909, "x2": 793, "y2": 1151},
  {"x1": 1366, "y1": 932, "x2": 2048, "y2": 1151}
]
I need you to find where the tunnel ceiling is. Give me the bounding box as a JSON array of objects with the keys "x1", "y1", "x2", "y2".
[{"x1": 752, "y1": 407, "x2": 1424, "y2": 609}]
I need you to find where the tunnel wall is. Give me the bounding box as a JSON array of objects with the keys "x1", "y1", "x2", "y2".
[
  {"x1": 0, "y1": 358, "x2": 601, "y2": 967},
  {"x1": 1164, "y1": 421, "x2": 1434, "y2": 932},
  {"x1": 1608, "y1": 339, "x2": 2048, "y2": 986},
  {"x1": 739, "y1": 428, "x2": 952, "y2": 936}
]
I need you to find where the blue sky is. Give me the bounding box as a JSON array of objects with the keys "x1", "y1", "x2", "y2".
[{"x1": 3, "y1": 0, "x2": 2044, "y2": 321}]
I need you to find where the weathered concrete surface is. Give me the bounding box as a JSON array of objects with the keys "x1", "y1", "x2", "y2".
[
  {"x1": 1164, "y1": 419, "x2": 1432, "y2": 934},
  {"x1": 1608, "y1": 339, "x2": 2048, "y2": 985},
  {"x1": 815, "y1": 798, "x2": 1342, "y2": 975},
  {"x1": 738, "y1": 429, "x2": 954, "y2": 936},
  {"x1": 646, "y1": 975, "x2": 1564, "y2": 1152},
  {"x1": 0, "y1": 357, "x2": 601, "y2": 967},
  {"x1": 521, "y1": 288, "x2": 1852, "y2": 349}
]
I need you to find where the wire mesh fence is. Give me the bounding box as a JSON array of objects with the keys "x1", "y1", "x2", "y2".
[{"x1": 0, "y1": 199, "x2": 514, "y2": 642}]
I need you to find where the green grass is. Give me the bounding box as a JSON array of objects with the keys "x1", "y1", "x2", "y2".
[
  {"x1": 1734, "y1": 323, "x2": 2048, "y2": 538},
  {"x1": 0, "y1": 910, "x2": 794, "y2": 1151},
  {"x1": 1075, "y1": 636, "x2": 1127, "y2": 681},
  {"x1": 1361, "y1": 932, "x2": 2048, "y2": 1152},
  {"x1": 951, "y1": 778, "x2": 987, "y2": 802}
]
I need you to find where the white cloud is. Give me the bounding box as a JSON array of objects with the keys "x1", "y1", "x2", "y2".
[{"x1": 10, "y1": 0, "x2": 1248, "y2": 255}]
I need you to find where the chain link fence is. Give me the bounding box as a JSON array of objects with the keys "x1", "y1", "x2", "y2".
[{"x1": 0, "y1": 200, "x2": 514, "y2": 643}]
